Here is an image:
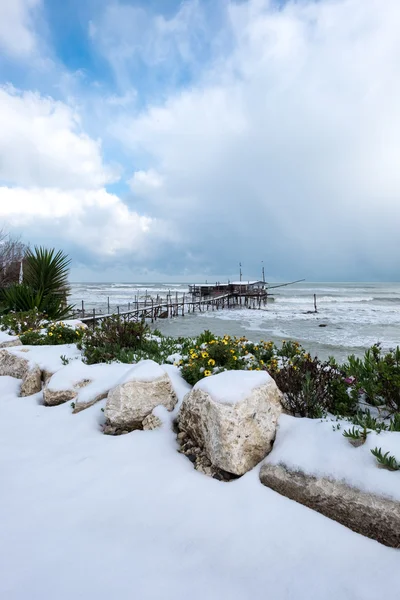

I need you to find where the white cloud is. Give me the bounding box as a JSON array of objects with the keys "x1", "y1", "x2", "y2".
[
  {"x1": 0, "y1": 86, "x2": 173, "y2": 265},
  {"x1": 0, "y1": 0, "x2": 41, "y2": 58},
  {"x1": 113, "y1": 0, "x2": 400, "y2": 279},
  {"x1": 0, "y1": 85, "x2": 119, "y2": 189},
  {"x1": 88, "y1": 0, "x2": 224, "y2": 88},
  {"x1": 129, "y1": 169, "x2": 164, "y2": 194},
  {"x1": 0, "y1": 186, "x2": 172, "y2": 258}
]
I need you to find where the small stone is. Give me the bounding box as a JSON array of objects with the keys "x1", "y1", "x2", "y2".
[{"x1": 177, "y1": 432, "x2": 187, "y2": 441}]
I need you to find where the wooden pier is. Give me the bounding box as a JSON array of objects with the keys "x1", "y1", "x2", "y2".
[{"x1": 77, "y1": 290, "x2": 270, "y2": 329}]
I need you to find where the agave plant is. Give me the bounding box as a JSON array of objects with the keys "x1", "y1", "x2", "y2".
[{"x1": 0, "y1": 247, "x2": 74, "y2": 319}]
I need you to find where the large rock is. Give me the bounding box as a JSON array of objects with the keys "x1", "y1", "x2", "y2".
[
  {"x1": 43, "y1": 379, "x2": 90, "y2": 407},
  {"x1": 259, "y1": 463, "x2": 400, "y2": 549},
  {"x1": 104, "y1": 360, "x2": 177, "y2": 434},
  {"x1": 0, "y1": 338, "x2": 22, "y2": 349},
  {"x1": 0, "y1": 349, "x2": 42, "y2": 396},
  {"x1": 177, "y1": 370, "x2": 283, "y2": 476},
  {"x1": 43, "y1": 362, "x2": 132, "y2": 409}
]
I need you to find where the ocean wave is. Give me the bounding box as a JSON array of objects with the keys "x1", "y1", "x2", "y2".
[{"x1": 275, "y1": 296, "x2": 374, "y2": 304}]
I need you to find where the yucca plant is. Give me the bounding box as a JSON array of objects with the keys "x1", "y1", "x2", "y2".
[
  {"x1": 24, "y1": 247, "x2": 70, "y2": 298},
  {"x1": 0, "y1": 247, "x2": 74, "y2": 319}
]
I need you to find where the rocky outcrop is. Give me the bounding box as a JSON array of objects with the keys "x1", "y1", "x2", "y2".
[
  {"x1": 259, "y1": 463, "x2": 400, "y2": 549},
  {"x1": 104, "y1": 367, "x2": 177, "y2": 435},
  {"x1": 177, "y1": 371, "x2": 283, "y2": 476},
  {"x1": 43, "y1": 379, "x2": 92, "y2": 407},
  {"x1": 0, "y1": 349, "x2": 42, "y2": 396}
]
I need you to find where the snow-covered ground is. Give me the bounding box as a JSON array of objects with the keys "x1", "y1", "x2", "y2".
[{"x1": 1, "y1": 372, "x2": 400, "y2": 599}]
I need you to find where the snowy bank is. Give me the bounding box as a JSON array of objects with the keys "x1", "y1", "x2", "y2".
[
  {"x1": 0, "y1": 375, "x2": 399, "y2": 600},
  {"x1": 266, "y1": 415, "x2": 400, "y2": 502}
]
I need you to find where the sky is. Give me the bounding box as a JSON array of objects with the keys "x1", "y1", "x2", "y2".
[{"x1": 0, "y1": 0, "x2": 400, "y2": 283}]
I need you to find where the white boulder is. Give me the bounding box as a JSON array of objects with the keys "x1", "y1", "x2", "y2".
[
  {"x1": 104, "y1": 360, "x2": 177, "y2": 434},
  {"x1": 0, "y1": 349, "x2": 42, "y2": 396},
  {"x1": 0, "y1": 331, "x2": 22, "y2": 349},
  {"x1": 43, "y1": 362, "x2": 133, "y2": 409},
  {"x1": 178, "y1": 370, "x2": 283, "y2": 476}
]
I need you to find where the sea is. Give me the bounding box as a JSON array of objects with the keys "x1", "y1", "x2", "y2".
[{"x1": 68, "y1": 282, "x2": 400, "y2": 363}]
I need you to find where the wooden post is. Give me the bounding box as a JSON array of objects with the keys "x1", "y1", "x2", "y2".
[
  {"x1": 117, "y1": 306, "x2": 120, "y2": 316},
  {"x1": 151, "y1": 298, "x2": 154, "y2": 322},
  {"x1": 92, "y1": 308, "x2": 96, "y2": 330},
  {"x1": 128, "y1": 302, "x2": 130, "y2": 311},
  {"x1": 82, "y1": 300, "x2": 85, "y2": 317},
  {"x1": 314, "y1": 294, "x2": 318, "y2": 313},
  {"x1": 107, "y1": 296, "x2": 110, "y2": 313}
]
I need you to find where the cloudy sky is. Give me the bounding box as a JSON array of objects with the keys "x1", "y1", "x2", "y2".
[{"x1": 0, "y1": 0, "x2": 399, "y2": 282}]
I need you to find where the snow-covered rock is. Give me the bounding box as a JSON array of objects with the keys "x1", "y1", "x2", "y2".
[
  {"x1": 0, "y1": 349, "x2": 42, "y2": 396},
  {"x1": 259, "y1": 463, "x2": 400, "y2": 548},
  {"x1": 0, "y1": 331, "x2": 22, "y2": 348},
  {"x1": 6, "y1": 344, "x2": 82, "y2": 377},
  {"x1": 43, "y1": 362, "x2": 133, "y2": 409},
  {"x1": 104, "y1": 360, "x2": 178, "y2": 434},
  {"x1": 178, "y1": 370, "x2": 283, "y2": 476}
]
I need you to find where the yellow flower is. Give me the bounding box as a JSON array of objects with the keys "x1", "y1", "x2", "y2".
[
  {"x1": 201, "y1": 352, "x2": 209, "y2": 358},
  {"x1": 204, "y1": 370, "x2": 211, "y2": 377},
  {"x1": 230, "y1": 349, "x2": 235, "y2": 354},
  {"x1": 192, "y1": 353, "x2": 198, "y2": 359},
  {"x1": 48, "y1": 332, "x2": 53, "y2": 337},
  {"x1": 255, "y1": 368, "x2": 260, "y2": 371},
  {"x1": 208, "y1": 359, "x2": 215, "y2": 366},
  {"x1": 260, "y1": 360, "x2": 264, "y2": 365},
  {"x1": 233, "y1": 356, "x2": 237, "y2": 361}
]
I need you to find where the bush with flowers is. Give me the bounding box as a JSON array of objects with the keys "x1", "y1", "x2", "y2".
[
  {"x1": 19, "y1": 322, "x2": 85, "y2": 346},
  {"x1": 179, "y1": 333, "x2": 279, "y2": 386},
  {"x1": 0, "y1": 308, "x2": 46, "y2": 335}
]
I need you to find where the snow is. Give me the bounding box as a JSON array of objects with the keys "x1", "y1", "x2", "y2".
[
  {"x1": 61, "y1": 319, "x2": 87, "y2": 329},
  {"x1": 7, "y1": 344, "x2": 82, "y2": 372},
  {"x1": 166, "y1": 352, "x2": 182, "y2": 364},
  {"x1": 196, "y1": 370, "x2": 272, "y2": 404},
  {"x1": 118, "y1": 359, "x2": 166, "y2": 384},
  {"x1": 0, "y1": 375, "x2": 399, "y2": 600},
  {"x1": 0, "y1": 331, "x2": 19, "y2": 344},
  {"x1": 266, "y1": 415, "x2": 400, "y2": 501},
  {"x1": 163, "y1": 363, "x2": 192, "y2": 407},
  {"x1": 47, "y1": 361, "x2": 134, "y2": 405}
]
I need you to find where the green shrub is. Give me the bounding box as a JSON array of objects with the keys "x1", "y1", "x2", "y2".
[
  {"x1": 78, "y1": 316, "x2": 150, "y2": 364},
  {"x1": 344, "y1": 344, "x2": 400, "y2": 415},
  {"x1": 0, "y1": 309, "x2": 45, "y2": 335},
  {"x1": 269, "y1": 355, "x2": 354, "y2": 419},
  {"x1": 19, "y1": 322, "x2": 85, "y2": 346}
]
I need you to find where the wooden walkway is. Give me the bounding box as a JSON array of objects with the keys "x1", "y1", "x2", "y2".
[{"x1": 78, "y1": 291, "x2": 270, "y2": 328}]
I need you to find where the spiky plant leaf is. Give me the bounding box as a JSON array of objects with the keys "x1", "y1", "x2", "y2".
[
  {"x1": 24, "y1": 246, "x2": 71, "y2": 299},
  {"x1": 371, "y1": 447, "x2": 400, "y2": 471}
]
